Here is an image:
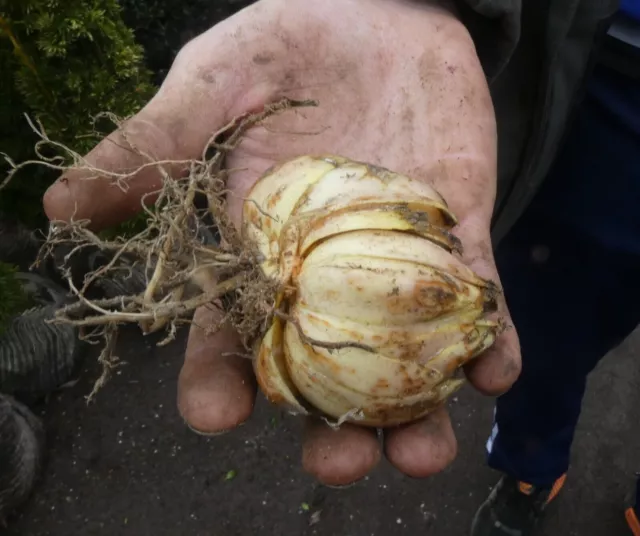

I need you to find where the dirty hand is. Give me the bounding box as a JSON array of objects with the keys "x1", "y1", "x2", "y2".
[{"x1": 43, "y1": 0, "x2": 521, "y2": 486}]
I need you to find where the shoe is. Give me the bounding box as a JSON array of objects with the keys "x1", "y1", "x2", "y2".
[
  {"x1": 470, "y1": 473, "x2": 566, "y2": 535},
  {"x1": 625, "y1": 472, "x2": 640, "y2": 536}
]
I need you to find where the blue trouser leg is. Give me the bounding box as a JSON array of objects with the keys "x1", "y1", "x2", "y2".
[{"x1": 485, "y1": 61, "x2": 640, "y2": 488}]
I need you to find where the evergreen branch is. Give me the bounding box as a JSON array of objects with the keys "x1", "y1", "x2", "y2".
[{"x1": 0, "y1": 15, "x2": 58, "y2": 120}]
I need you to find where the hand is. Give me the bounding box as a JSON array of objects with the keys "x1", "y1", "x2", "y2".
[{"x1": 43, "y1": 0, "x2": 521, "y2": 486}]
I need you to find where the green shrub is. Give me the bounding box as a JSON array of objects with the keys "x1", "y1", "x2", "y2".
[
  {"x1": 0, "y1": 0, "x2": 156, "y2": 229},
  {"x1": 0, "y1": 0, "x2": 156, "y2": 330}
]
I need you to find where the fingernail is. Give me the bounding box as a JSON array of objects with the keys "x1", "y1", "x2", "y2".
[
  {"x1": 323, "y1": 483, "x2": 355, "y2": 490},
  {"x1": 322, "y1": 478, "x2": 363, "y2": 490},
  {"x1": 185, "y1": 422, "x2": 231, "y2": 437}
]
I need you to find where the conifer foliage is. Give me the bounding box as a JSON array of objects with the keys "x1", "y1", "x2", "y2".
[
  {"x1": 0, "y1": 0, "x2": 155, "y2": 326},
  {"x1": 0, "y1": 0, "x2": 155, "y2": 226}
]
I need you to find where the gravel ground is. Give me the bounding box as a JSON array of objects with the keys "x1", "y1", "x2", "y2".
[{"x1": 3, "y1": 325, "x2": 639, "y2": 536}]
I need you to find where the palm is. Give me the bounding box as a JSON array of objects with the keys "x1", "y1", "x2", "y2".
[
  {"x1": 223, "y1": 84, "x2": 490, "y2": 229},
  {"x1": 182, "y1": 1, "x2": 496, "y2": 229}
]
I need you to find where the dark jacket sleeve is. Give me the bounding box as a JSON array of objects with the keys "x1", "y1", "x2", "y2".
[{"x1": 451, "y1": 0, "x2": 522, "y2": 81}]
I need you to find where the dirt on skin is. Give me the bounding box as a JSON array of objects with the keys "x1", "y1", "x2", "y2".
[
  {"x1": 3, "y1": 324, "x2": 640, "y2": 536},
  {"x1": 117, "y1": 0, "x2": 257, "y2": 86}
]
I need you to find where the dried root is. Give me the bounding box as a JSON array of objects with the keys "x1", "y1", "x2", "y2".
[{"x1": 7, "y1": 97, "x2": 318, "y2": 401}]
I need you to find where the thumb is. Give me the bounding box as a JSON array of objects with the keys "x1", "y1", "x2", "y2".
[{"x1": 43, "y1": 40, "x2": 238, "y2": 232}]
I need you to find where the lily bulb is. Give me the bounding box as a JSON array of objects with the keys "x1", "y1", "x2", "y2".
[{"x1": 242, "y1": 155, "x2": 501, "y2": 427}]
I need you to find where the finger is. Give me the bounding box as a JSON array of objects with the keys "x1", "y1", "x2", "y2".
[
  {"x1": 43, "y1": 111, "x2": 188, "y2": 231},
  {"x1": 43, "y1": 37, "x2": 237, "y2": 231},
  {"x1": 302, "y1": 418, "x2": 381, "y2": 487},
  {"x1": 177, "y1": 305, "x2": 257, "y2": 435},
  {"x1": 454, "y1": 216, "x2": 522, "y2": 396},
  {"x1": 464, "y1": 323, "x2": 521, "y2": 396},
  {"x1": 383, "y1": 405, "x2": 457, "y2": 478}
]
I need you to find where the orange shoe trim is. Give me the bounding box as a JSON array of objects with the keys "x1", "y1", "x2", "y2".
[
  {"x1": 516, "y1": 474, "x2": 567, "y2": 504},
  {"x1": 546, "y1": 473, "x2": 567, "y2": 504},
  {"x1": 626, "y1": 507, "x2": 640, "y2": 536},
  {"x1": 518, "y1": 482, "x2": 534, "y2": 495}
]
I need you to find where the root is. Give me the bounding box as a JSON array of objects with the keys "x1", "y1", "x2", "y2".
[
  {"x1": 321, "y1": 408, "x2": 366, "y2": 430},
  {"x1": 274, "y1": 311, "x2": 376, "y2": 354},
  {"x1": 84, "y1": 324, "x2": 121, "y2": 403},
  {"x1": 10, "y1": 97, "x2": 318, "y2": 401}
]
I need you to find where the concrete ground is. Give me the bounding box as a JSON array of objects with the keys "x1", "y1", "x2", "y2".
[{"x1": 4, "y1": 324, "x2": 639, "y2": 536}]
